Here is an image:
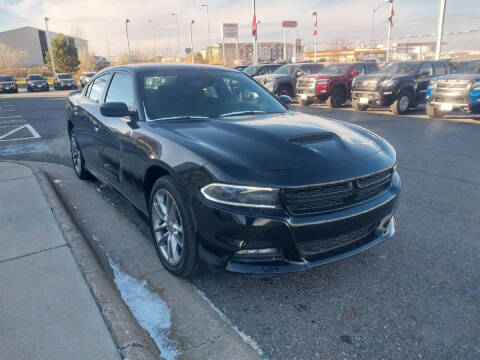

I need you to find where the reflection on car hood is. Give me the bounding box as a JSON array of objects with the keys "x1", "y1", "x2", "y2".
[
  {"x1": 148, "y1": 112, "x2": 386, "y2": 171},
  {"x1": 356, "y1": 73, "x2": 414, "y2": 83},
  {"x1": 434, "y1": 73, "x2": 480, "y2": 81}
]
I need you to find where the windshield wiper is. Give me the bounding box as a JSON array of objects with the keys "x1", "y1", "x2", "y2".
[
  {"x1": 152, "y1": 115, "x2": 211, "y2": 121},
  {"x1": 219, "y1": 111, "x2": 267, "y2": 118}
]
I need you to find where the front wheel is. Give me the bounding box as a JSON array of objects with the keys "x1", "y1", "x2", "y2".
[
  {"x1": 149, "y1": 176, "x2": 203, "y2": 277},
  {"x1": 70, "y1": 130, "x2": 90, "y2": 180},
  {"x1": 352, "y1": 99, "x2": 368, "y2": 111},
  {"x1": 391, "y1": 90, "x2": 412, "y2": 115},
  {"x1": 276, "y1": 86, "x2": 292, "y2": 97},
  {"x1": 327, "y1": 87, "x2": 346, "y2": 108}
]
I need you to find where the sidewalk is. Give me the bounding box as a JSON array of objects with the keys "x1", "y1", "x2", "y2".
[{"x1": 0, "y1": 162, "x2": 121, "y2": 360}]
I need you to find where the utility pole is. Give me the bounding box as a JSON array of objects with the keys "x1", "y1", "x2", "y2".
[
  {"x1": 125, "y1": 19, "x2": 131, "y2": 62},
  {"x1": 171, "y1": 13, "x2": 180, "y2": 63},
  {"x1": 201, "y1": 4, "x2": 212, "y2": 63},
  {"x1": 386, "y1": 0, "x2": 393, "y2": 62},
  {"x1": 435, "y1": 0, "x2": 447, "y2": 60},
  {"x1": 44, "y1": 17, "x2": 56, "y2": 76},
  {"x1": 311, "y1": 12, "x2": 318, "y2": 63},
  {"x1": 148, "y1": 20, "x2": 158, "y2": 61},
  {"x1": 106, "y1": 38, "x2": 111, "y2": 62},
  {"x1": 189, "y1": 20, "x2": 195, "y2": 63}
]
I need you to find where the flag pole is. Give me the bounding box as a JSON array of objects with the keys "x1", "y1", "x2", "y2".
[
  {"x1": 386, "y1": 0, "x2": 393, "y2": 62},
  {"x1": 252, "y1": 0, "x2": 257, "y2": 65}
]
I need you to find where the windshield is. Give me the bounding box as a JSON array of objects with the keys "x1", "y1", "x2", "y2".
[
  {"x1": 0, "y1": 76, "x2": 14, "y2": 82},
  {"x1": 320, "y1": 64, "x2": 351, "y2": 75},
  {"x1": 273, "y1": 65, "x2": 297, "y2": 75},
  {"x1": 58, "y1": 74, "x2": 73, "y2": 79},
  {"x1": 456, "y1": 61, "x2": 480, "y2": 74},
  {"x1": 379, "y1": 62, "x2": 419, "y2": 74},
  {"x1": 243, "y1": 65, "x2": 259, "y2": 75},
  {"x1": 28, "y1": 75, "x2": 44, "y2": 80},
  {"x1": 141, "y1": 69, "x2": 287, "y2": 120}
]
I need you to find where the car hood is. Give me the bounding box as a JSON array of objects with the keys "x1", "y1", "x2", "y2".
[
  {"x1": 148, "y1": 112, "x2": 386, "y2": 171},
  {"x1": 434, "y1": 73, "x2": 480, "y2": 81},
  {"x1": 0, "y1": 81, "x2": 15, "y2": 85},
  {"x1": 357, "y1": 73, "x2": 414, "y2": 83}
]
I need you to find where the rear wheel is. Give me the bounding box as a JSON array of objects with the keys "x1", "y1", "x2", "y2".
[
  {"x1": 391, "y1": 90, "x2": 412, "y2": 115},
  {"x1": 149, "y1": 176, "x2": 203, "y2": 277},
  {"x1": 276, "y1": 86, "x2": 292, "y2": 97},
  {"x1": 327, "y1": 86, "x2": 346, "y2": 108},
  {"x1": 69, "y1": 130, "x2": 90, "y2": 180},
  {"x1": 352, "y1": 99, "x2": 368, "y2": 111}
]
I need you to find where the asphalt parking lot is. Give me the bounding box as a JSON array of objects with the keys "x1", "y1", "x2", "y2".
[{"x1": 1, "y1": 91, "x2": 479, "y2": 359}]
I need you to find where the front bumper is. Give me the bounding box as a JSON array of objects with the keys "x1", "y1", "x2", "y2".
[
  {"x1": 428, "y1": 89, "x2": 480, "y2": 116},
  {"x1": 195, "y1": 172, "x2": 400, "y2": 274},
  {"x1": 29, "y1": 83, "x2": 49, "y2": 91},
  {"x1": 352, "y1": 90, "x2": 395, "y2": 106}
]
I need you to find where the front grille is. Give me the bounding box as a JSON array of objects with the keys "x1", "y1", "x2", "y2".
[
  {"x1": 297, "y1": 78, "x2": 316, "y2": 90},
  {"x1": 282, "y1": 168, "x2": 393, "y2": 215},
  {"x1": 355, "y1": 79, "x2": 377, "y2": 90},
  {"x1": 436, "y1": 80, "x2": 470, "y2": 91},
  {"x1": 299, "y1": 223, "x2": 377, "y2": 256},
  {"x1": 431, "y1": 94, "x2": 469, "y2": 104}
]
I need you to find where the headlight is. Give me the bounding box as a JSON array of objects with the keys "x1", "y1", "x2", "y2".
[
  {"x1": 201, "y1": 183, "x2": 280, "y2": 208},
  {"x1": 472, "y1": 81, "x2": 480, "y2": 89},
  {"x1": 381, "y1": 79, "x2": 397, "y2": 88}
]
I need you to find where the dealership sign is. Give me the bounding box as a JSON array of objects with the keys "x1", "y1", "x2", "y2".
[
  {"x1": 281, "y1": 21, "x2": 298, "y2": 28},
  {"x1": 222, "y1": 23, "x2": 238, "y2": 39}
]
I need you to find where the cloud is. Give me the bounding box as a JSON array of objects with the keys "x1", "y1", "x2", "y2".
[{"x1": 1, "y1": 0, "x2": 478, "y2": 56}]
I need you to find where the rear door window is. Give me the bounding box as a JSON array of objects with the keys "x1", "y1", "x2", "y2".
[{"x1": 434, "y1": 62, "x2": 446, "y2": 76}]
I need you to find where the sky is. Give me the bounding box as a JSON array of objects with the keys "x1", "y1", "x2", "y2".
[{"x1": 1, "y1": 0, "x2": 479, "y2": 58}]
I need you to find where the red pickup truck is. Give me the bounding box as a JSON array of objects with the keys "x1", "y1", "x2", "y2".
[{"x1": 296, "y1": 62, "x2": 378, "y2": 107}]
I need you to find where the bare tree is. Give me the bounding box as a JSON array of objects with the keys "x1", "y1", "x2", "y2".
[
  {"x1": 78, "y1": 48, "x2": 96, "y2": 72},
  {"x1": 0, "y1": 43, "x2": 27, "y2": 71}
]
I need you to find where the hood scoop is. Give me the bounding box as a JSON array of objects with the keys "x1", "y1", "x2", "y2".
[{"x1": 288, "y1": 132, "x2": 335, "y2": 145}]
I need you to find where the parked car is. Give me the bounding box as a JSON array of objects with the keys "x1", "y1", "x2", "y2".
[
  {"x1": 53, "y1": 73, "x2": 77, "y2": 90},
  {"x1": 94, "y1": 56, "x2": 110, "y2": 69},
  {"x1": 80, "y1": 72, "x2": 96, "y2": 87},
  {"x1": 0, "y1": 75, "x2": 18, "y2": 93},
  {"x1": 66, "y1": 64, "x2": 400, "y2": 277},
  {"x1": 255, "y1": 63, "x2": 325, "y2": 97},
  {"x1": 297, "y1": 62, "x2": 378, "y2": 107},
  {"x1": 351, "y1": 60, "x2": 453, "y2": 115},
  {"x1": 243, "y1": 64, "x2": 282, "y2": 79},
  {"x1": 426, "y1": 60, "x2": 480, "y2": 119},
  {"x1": 231, "y1": 65, "x2": 248, "y2": 72},
  {"x1": 26, "y1": 74, "x2": 49, "y2": 92}
]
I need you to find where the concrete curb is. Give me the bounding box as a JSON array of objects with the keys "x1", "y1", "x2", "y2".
[{"x1": 16, "y1": 161, "x2": 162, "y2": 360}]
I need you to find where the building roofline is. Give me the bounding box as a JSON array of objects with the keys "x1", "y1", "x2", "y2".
[{"x1": 0, "y1": 25, "x2": 87, "y2": 41}]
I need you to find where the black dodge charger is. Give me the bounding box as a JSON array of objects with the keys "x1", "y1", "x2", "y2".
[{"x1": 67, "y1": 64, "x2": 400, "y2": 277}]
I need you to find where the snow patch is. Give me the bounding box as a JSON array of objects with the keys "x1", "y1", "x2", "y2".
[
  {"x1": 193, "y1": 286, "x2": 266, "y2": 359},
  {"x1": 108, "y1": 257, "x2": 179, "y2": 360}
]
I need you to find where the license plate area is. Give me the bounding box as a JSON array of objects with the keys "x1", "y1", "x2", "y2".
[
  {"x1": 440, "y1": 103, "x2": 453, "y2": 111},
  {"x1": 359, "y1": 97, "x2": 369, "y2": 104}
]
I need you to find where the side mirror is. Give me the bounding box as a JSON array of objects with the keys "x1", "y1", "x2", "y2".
[
  {"x1": 278, "y1": 95, "x2": 291, "y2": 105},
  {"x1": 296, "y1": 70, "x2": 304, "y2": 77},
  {"x1": 100, "y1": 102, "x2": 134, "y2": 118},
  {"x1": 351, "y1": 71, "x2": 359, "y2": 76}
]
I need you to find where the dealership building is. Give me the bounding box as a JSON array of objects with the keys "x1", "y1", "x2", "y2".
[{"x1": 0, "y1": 26, "x2": 88, "y2": 67}]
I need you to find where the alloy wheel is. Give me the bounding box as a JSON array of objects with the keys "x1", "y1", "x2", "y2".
[
  {"x1": 151, "y1": 189, "x2": 184, "y2": 266},
  {"x1": 70, "y1": 134, "x2": 82, "y2": 175},
  {"x1": 399, "y1": 95, "x2": 409, "y2": 112}
]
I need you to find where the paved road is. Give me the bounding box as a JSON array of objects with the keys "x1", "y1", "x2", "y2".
[{"x1": 1, "y1": 91, "x2": 479, "y2": 359}]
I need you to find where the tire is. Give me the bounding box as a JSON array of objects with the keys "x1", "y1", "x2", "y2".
[
  {"x1": 27, "y1": 86, "x2": 31, "y2": 92},
  {"x1": 300, "y1": 99, "x2": 313, "y2": 106},
  {"x1": 391, "y1": 90, "x2": 412, "y2": 115},
  {"x1": 276, "y1": 86, "x2": 292, "y2": 97},
  {"x1": 426, "y1": 102, "x2": 444, "y2": 119},
  {"x1": 326, "y1": 86, "x2": 346, "y2": 108},
  {"x1": 69, "y1": 130, "x2": 90, "y2": 180},
  {"x1": 149, "y1": 176, "x2": 203, "y2": 277},
  {"x1": 352, "y1": 99, "x2": 367, "y2": 111}
]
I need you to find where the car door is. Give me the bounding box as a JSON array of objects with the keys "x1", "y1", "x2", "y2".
[
  {"x1": 76, "y1": 73, "x2": 111, "y2": 171},
  {"x1": 415, "y1": 62, "x2": 434, "y2": 103},
  {"x1": 96, "y1": 71, "x2": 136, "y2": 189}
]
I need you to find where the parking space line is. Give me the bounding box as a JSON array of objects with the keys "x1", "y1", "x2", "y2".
[
  {"x1": 0, "y1": 124, "x2": 41, "y2": 142},
  {"x1": 0, "y1": 115, "x2": 22, "y2": 119}
]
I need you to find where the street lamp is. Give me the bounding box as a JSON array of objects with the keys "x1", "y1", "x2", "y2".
[
  {"x1": 44, "y1": 17, "x2": 56, "y2": 76},
  {"x1": 371, "y1": 0, "x2": 390, "y2": 48},
  {"x1": 311, "y1": 11, "x2": 318, "y2": 63},
  {"x1": 171, "y1": 13, "x2": 180, "y2": 63},
  {"x1": 125, "y1": 19, "x2": 131, "y2": 62},
  {"x1": 201, "y1": 4, "x2": 211, "y2": 63},
  {"x1": 148, "y1": 20, "x2": 158, "y2": 62},
  {"x1": 189, "y1": 20, "x2": 195, "y2": 63},
  {"x1": 435, "y1": 0, "x2": 447, "y2": 59}
]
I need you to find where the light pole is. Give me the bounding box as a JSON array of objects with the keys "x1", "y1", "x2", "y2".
[
  {"x1": 44, "y1": 17, "x2": 56, "y2": 76},
  {"x1": 386, "y1": 0, "x2": 393, "y2": 62},
  {"x1": 125, "y1": 19, "x2": 131, "y2": 62},
  {"x1": 311, "y1": 12, "x2": 318, "y2": 63},
  {"x1": 171, "y1": 13, "x2": 180, "y2": 63},
  {"x1": 201, "y1": 4, "x2": 212, "y2": 63},
  {"x1": 148, "y1": 20, "x2": 158, "y2": 61},
  {"x1": 435, "y1": 0, "x2": 447, "y2": 60},
  {"x1": 252, "y1": 0, "x2": 257, "y2": 65},
  {"x1": 189, "y1": 20, "x2": 195, "y2": 63},
  {"x1": 257, "y1": 20, "x2": 261, "y2": 62}
]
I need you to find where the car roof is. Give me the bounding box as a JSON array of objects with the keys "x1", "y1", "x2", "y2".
[{"x1": 99, "y1": 63, "x2": 237, "y2": 74}]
